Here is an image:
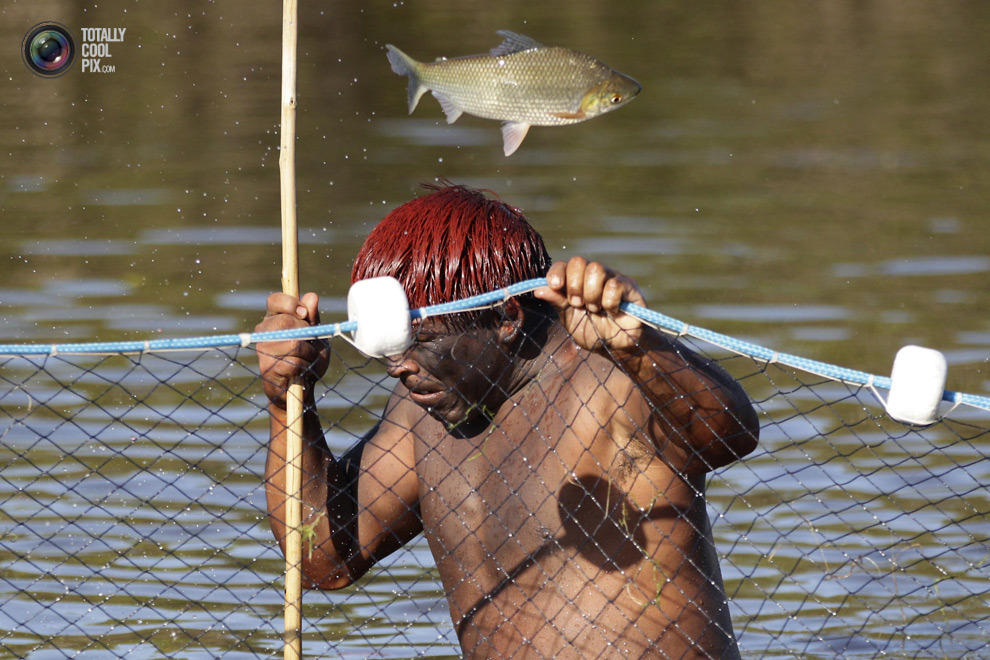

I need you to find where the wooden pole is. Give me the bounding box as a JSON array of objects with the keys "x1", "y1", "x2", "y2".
[{"x1": 279, "y1": 1, "x2": 303, "y2": 659}]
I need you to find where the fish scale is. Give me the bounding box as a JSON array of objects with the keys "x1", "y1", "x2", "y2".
[{"x1": 386, "y1": 31, "x2": 641, "y2": 155}]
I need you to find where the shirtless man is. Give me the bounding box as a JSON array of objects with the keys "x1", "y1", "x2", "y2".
[{"x1": 257, "y1": 184, "x2": 759, "y2": 659}]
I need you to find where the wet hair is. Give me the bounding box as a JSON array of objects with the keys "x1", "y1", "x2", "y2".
[{"x1": 351, "y1": 182, "x2": 553, "y2": 331}]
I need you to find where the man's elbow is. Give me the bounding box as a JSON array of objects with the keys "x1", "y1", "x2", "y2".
[
  {"x1": 689, "y1": 401, "x2": 760, "y2": 472},
  {"x1": 717, "y1": 398, "x2": 760, "y2": 462},
  {"x1": 300, "y1": 558, "x2": 361, "y2": 591},
  {"x1": 731, "y1": 399, "x2": 760, "y2": 458},
  {"x1": 289, "y1": 538, "x2": 368, "y2": 590},
  {"x1": 305, "y1": 572, "x2": 355, "y2": 591}
]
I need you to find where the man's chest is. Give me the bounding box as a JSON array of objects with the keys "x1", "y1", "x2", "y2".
[
  {"x1": 410, "y1": 366, "x2": 668, "y2": 576},
  {"x1": 414, "y1": 396, "x2": 589, "y2": 568}
]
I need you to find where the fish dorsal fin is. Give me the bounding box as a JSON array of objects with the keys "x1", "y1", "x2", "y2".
[{"x1": 490, "y1": 30, "x2": 543, "y2": 56}]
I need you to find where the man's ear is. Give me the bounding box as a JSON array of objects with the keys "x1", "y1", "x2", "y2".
[{"x1": 497, "y1": 298, "x2": 525, "y2": 346}]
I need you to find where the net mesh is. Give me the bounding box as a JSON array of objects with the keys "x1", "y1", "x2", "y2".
[{"x1": 1, "y1": 332, "x2": 988, "y2": 659}]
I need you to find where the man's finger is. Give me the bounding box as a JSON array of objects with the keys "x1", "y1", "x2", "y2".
[
  {"x1": 300, "y1": 292, "x2": 321, "y2": 324},
  {"x1": 602, "y1": 276, "x2": 631, "y2": 312},
  {"x1": 534, "y1": 261, "x2": 569, "y2": 308},
  {"x1": 565, "y1": 256, "x2": 589, "y2": 307},
  {"x1": 582, "y1": 262, "x2": 611, "y2": 313},
  {"x1": 265, "y1": 292, "x2": 303, "y2": 317},
  {"x1": 544, "y1": 261, "x2": 567, "y2": 290}
]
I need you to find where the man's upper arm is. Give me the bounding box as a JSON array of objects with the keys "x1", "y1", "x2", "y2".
[
  {"x1": 611, "y1": 331, "x2": 759, "y2": 474},
  {"x1": 341, "y1": 389, "x2": 424, "y2": 579}
]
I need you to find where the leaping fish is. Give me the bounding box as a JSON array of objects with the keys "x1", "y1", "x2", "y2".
[{"x1": 385, "y1": 30, "x2": 641, "y2": 156}]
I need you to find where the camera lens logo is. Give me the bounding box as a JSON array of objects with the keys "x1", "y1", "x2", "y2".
[{"x1": 22, "y1": 23, "x2": 76, "y2": 77}]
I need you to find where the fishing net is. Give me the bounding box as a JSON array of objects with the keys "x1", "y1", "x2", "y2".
[{"x1": 1, "y1": 316, "x2": 988, "y2": 659}]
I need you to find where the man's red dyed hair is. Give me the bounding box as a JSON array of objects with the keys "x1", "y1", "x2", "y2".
[{"x1": 351, "y1": 183, "x2": 552, "y2": 326}]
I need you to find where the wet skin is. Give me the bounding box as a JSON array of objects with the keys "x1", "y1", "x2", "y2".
[{"x1": 257, "y1": 257, "x2": 759, "y2": 659}]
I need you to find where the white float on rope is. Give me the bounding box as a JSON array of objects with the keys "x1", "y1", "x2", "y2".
[
  {"x1": 884, "y1": 345, "x2": 947, "y2": 426},
  {"x1": 346, "y1": 276, "x2": 413, "y2": 358}
]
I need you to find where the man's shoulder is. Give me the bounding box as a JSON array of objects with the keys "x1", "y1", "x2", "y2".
[
  {"x1": 376, "y1": 385, "x2": 445, "y2": 442},
  {"x1": 566, "y1": 348, "x2": 644, "y2": 405},
  {"x1": 554, "y1": 348, "x2": 657, "y2": 458}
]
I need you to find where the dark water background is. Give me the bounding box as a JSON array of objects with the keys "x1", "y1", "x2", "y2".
[{"x1": 1, "y1": 0, "x2": 988, "y2": 658}]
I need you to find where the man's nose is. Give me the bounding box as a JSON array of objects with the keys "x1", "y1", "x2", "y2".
[{"x1": 385, "y1": 355, "x2": 418, "y2": 379}]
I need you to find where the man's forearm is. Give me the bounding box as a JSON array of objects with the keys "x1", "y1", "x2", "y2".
[{"x1": 264, "y1": 400, "x2": 357, "y2": 587}]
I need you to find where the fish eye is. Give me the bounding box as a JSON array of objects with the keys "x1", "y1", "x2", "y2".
[{"x1": 610, "y1": 94, "x2": 623, "y2": 104}]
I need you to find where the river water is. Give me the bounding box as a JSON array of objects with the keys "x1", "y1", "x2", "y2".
[{"x1": 1, "y1": 1, "x2": 988, "y2": 658}]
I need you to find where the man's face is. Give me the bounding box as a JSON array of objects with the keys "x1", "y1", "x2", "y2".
[{"x1": 387, "y1": 316, "x2": 514, "y2": 434}]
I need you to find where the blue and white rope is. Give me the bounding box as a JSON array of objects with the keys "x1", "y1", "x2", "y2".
[{"x1": 1, "y1": 277, "x2": 987, "y2": 412}]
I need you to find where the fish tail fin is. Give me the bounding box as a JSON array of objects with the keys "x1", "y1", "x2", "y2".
[{"x1": 385, "y1": 45, "x2": 428, "y2": 114}]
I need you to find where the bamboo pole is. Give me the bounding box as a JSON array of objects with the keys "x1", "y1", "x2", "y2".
[{"x1": 279, "y1": 1, "x2": 303, "y2": 659}]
